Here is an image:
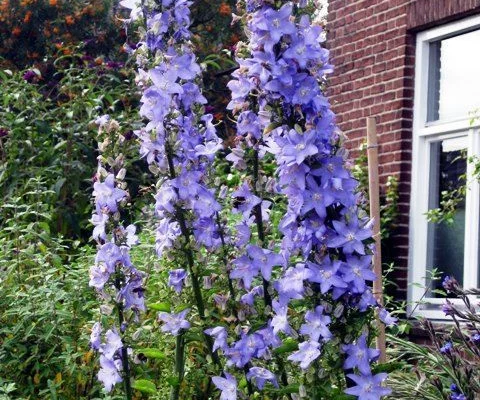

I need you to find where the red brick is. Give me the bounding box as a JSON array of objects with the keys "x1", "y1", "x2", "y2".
[{"x1": 327, "y1": 0, "x2": 480, "y2": 299}]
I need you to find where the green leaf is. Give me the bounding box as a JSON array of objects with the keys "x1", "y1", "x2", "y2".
[
  {"x1": 273, "y1": 384, "x2": 300, "y2": 394},
  {"x1": 166, "y1": 376, "x2": 179, "y2": 387},
  {"x1": 372, "y1": 361, "x2": 405, "y2": 374},
  {"x1": 53, "y1": 178, "x2": 66, "y2": 195},
  {"x1": 273, "y1": 338, "x2": 298, "y2": 355},
  {"x1": 137, "y1": 348, "x2": 166, "y2": 360},
  {"x1": 54, "y1": 140, "x2": 67, "y2": 150},
  {"x1": 147, "y1": 302, "x2": 171, "y2": 312},
  {"x1": 132, "y1": 379, "x2": 157, "y2": 394}
]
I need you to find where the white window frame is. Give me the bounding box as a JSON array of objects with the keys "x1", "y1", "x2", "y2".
[{"x1": 408, "y1": 15, "x2": 480, "y2": 319}]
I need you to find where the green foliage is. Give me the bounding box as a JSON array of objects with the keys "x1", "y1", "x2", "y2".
[
  {"x1": 0, "y1": 48, "x2": 144, "y2": 241},
  {"x1": 0, "y1": 192, "x2": 98, "y2": 398}
]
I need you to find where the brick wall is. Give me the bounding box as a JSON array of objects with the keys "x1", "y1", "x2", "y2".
[
  {"x1": 407, "y1": 0, "x2": 480, "y2": 30},
  {"x1": 327, "y1": 0, "x2": 480, "y2": 299},
  {"x1": 327, "y1": 0, "x2": 414, "y2": 298}
]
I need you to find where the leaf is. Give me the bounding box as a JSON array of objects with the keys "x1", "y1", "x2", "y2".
[
  {"x1": 273, "y1": 384, "x2": 300, "y2": 394},
  {"x1": 132, "y1": 379, "x2": 157, "y2": 394},
  {"x1": 47, "y1": 379, "x2": 58, "y2": 400},
  {"x1": 263, "y1": 122, "x2": 281, "y2": 135},
  {"x1": 372, "y1": 361, "x2": 405, "y2": 374},
  {"x1": 166, "y1": 376, "x2": 179, "y2": 387},
  {"x1": 54, "y1": 140, "x2": 67, "y2": 150},
  {"x1": 53, "y1": 178, "x2": 66, "y2": 195},
  {"x1": 137, "y1": 348, "x2": 166, "y2": 360},
  {"x1": 273, "y1": 338, "x2": 298, "y2": 355},
  {"x1": 147, "y1": 302, "x2": 171, "y2": 312}
]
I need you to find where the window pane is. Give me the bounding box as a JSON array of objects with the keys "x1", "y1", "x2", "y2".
[
  {"x1": 428, "y1": 29, "x2": 480, "y2": 122},
  {"x1": 427, "y1": 137, "x2": 467, "y2": 296}
]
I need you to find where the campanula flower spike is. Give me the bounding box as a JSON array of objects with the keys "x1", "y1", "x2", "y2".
[
  {"x1": 225, "y1": 0, "x2": 392, "y2": 398},
  {"x1": 89, "y1": 116, "x2": 145, "y2": 398}
]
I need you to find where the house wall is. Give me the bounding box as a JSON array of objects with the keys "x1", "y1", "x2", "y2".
[{"x1": 326, "y1": 0, "x2": 480, "y2": 299}]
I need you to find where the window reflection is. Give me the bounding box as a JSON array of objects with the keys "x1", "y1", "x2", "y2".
[
  {"x1": 428, "y1": 29, "x2": 480, "y2": 122},
  {"x1": 427, "y1": 137, "x2": 467, "y2": 296}
]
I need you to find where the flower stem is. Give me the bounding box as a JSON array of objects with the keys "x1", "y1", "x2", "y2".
[
  {"x1": 252, "y1": 149, "x2": 272, "y2": 308},
  {"x1": 215, "y1": 212, "x2": 239, "y2": 319},
  {"x1": 115, "y1": 276, "x2": 133, "y2": 400},
  {"x1": 165, "y1": 142, "x2": 221, "y2": 368},
  {"x1": 170, "y1": 333, "x2": 185, "y2": 400}
]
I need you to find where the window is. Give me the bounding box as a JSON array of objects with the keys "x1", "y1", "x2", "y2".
[{"x1": 409, "y1": 15, "x2": 480, "y2": 319}]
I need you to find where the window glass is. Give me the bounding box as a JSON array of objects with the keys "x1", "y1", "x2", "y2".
[
  {"x1": 427, "y1": 137, "x2": 467, "y2": 295},
  {"x1": 428, "y1": 29, "x2": 480, "y2": 122}
]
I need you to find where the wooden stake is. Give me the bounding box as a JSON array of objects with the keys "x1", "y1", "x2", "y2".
[{"x1": 366, "y1": 117, "x2": 387, "y2": 363}]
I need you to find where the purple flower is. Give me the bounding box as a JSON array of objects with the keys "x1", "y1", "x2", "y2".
[
  {"x1": 89, "y1": 243, "x2": 126, "y2": 290},
  {"x1": 101, "y1": 328, "x2": 124, "y2": 359},
  {"x1": 232, "y1": 183, "x2": 262, "y2": 218},
  {"x1": 214, "y1": 293, "x2": 229, "y2": 311},
  {"x1": 344, "y1": 373, "x2": 391, "y2": 400},
  {"x1": 93, "y1": 174, "x2": 127, "y2": 214},
  {"x1": 170, "y1": 53, "x2": 201, "y2": 80},
  {"x1": 257, "y1": 321, "x2": 282, "y2": 349},
  {"x1": 155, "y1": 218, "x2": 180, "y2": 257},
  {"x1": 23, "y1": 70, "x2": 37, "y2": 82},
  {"x1": 327, "y1": 216, "x2": 372, "y2": 255},
  {"x1": 378, "y1": 308, "x2": 397, "y2": 327},
  {"x1": 301, "y1": 175, "x2": 335, "y2": 218},
  {"x1": 0, "y1": 127, "x2": 9, "y2": 138},
  {"x1": 292, "y1": 76, "x2": 320, "y2": 104},
  {"x1": 246, "y1": 245, "x2": 284, "y2": 281},
  {"x1": 288, "y1": 340, "x2": 321, "y2": 369},
  {"x1": 280, "y1": 129, "x2": 319, "y2": 165},
  {"x1": 440, "y1": 341, "x2": 453, "y2": 354},
  {"x1": 472, "y1": 333, "x2": 480, "y2": 344},
  {"x1": 150, "y1": 68, "x2": 183, "y2": 94},
  {"x1": 98, "y1": 355, "x2": 123, "y2": 392},
  {"x1": 442, "y1": 275, "x2": 459, "y2": 292},
  {"x1": 246, "y1": 367, "x2": 279, "y2": 390},
  {"x1": 212, "y1": 372, "x2": 237, "y2": 400},
  {"x1": 91, "y1": 213, "x2": 108, "y2": 243},
  {"x1": 158, "y1": 309, "x2": 191, "y2": 336},
  {"x1": 342, "y1": 333, "x2": 380, "y2": 375},
  {"x1": 168, "y1": 269, "x2": 187, "y2": 293},
  {"x1": 271, "y1": 300, "x2": 293, "y2": 335},
  {"x1": 442, "y1": 300, "x2": 455, "y2": 316},
  {"x1": 340, "y1": 255, "x2": 376, "y2": 294},
  {"x1": 95, "y1": 114, "x2": 110, "y2": 127},
  {"x1": 275, "y1": 264, "x2": 314, "y2": 302},
  {"x1": 300, "y1": 306, "x2": 332, "y2": 342},
  {"x1": 230, "y1": 254, "x2": 259, "y2": 289},
  {"x1": 254, "y1": 3, "x2": 295, "y2": 45},
  {"x1": 204, "y1": 327, "x2": 228, "y2": 352},
  {"x1": 241, "y1": 285, "x2": 264, "y2": 306},
  {"x1": 90, "y1": 322, "x2": 102, "y2": 350},
  {"x1": 307, "y1": 258, "x2": 348, "y2": 295},
  {"x1": 120, "y1": 276, "x2": 146, "y2": 313}
]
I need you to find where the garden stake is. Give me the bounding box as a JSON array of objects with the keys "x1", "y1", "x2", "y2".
[{"x1": 367, "y1": 116, "x2": 387, "y2": 363}]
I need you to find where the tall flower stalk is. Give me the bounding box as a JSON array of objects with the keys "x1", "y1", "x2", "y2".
[
  {"x1": 221, "y1": 0, "x2": 394, "y2": 398},
  {"x1": 128, "y1": 0, "x2": 225, "y2": 397},
  {"x1": 89, "y1": 116, "x2": 145, "y2": 397}
]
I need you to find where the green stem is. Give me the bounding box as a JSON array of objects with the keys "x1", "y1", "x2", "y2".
[
  {"x1": 115, "y1": 277, "x2": 133, "y2": 400},
  {"x1": 164, "y1": 142, "x2": 221, "y2": 369},
  {"x1": 170, "y1": 333, "x2": 185, "y2": 400},
  {"x1": 215, "y1": 212, "x2": 239, "y2": 319},
  {"x1": 252, "y1": 149, "x2": 272, "y2": 308}
]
